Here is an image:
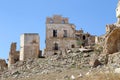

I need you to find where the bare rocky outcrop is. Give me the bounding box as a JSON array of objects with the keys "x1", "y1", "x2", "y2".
[
  {"x1": 107, "y1": 52, "x2": 120, "y2": 68},
  {"x1": 1, "y1": 48, "x2": 120, "y2": 80},
  {"x1": 89, "y1": 54, "x2": 102, "y2": 67},
  {"x1": 104, "y1": 25, "x2": 120, "y2": 54}
]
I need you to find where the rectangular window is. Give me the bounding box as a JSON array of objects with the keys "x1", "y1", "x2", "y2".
[
  {"x1": 63, "y1": 30, "x2": 67, "y2": 37},
  {"x1": 53, "y1": 30, "x2": 57, "y2": 37},
  {"x1": 54, "y1": 43, "x2": 58, "y2": 50}
]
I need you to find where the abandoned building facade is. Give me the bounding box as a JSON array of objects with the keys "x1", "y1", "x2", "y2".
[
  {"x1": 44, "y1": 15, "x2": 95, "y2": 56},
  {"x1": 8, "y1": 33, "x2": 40, "y2": 68}
]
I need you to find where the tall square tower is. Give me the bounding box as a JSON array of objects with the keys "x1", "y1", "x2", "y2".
[{"x1": 20, "y1": 33, "x2": 40, "y2": 61}]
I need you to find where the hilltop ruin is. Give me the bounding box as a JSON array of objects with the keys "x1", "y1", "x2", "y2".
[
  {"x1": 0, "y1": 1, "x2": 120, "y2": 77},
  {"x1": 8, "y1": 33, "x2": 41, "y2": 68}
]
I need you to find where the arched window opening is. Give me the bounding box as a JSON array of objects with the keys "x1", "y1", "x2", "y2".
[
  {"x1": 83, "y1": 35, "x2": 86, "y2": 40},
  {"x1": 53, "y1": 30, "x2": 57, "y2": 37}
]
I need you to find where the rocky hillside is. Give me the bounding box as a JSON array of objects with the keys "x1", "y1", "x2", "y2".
[{"x1": 1, "y1": 48, "x2": 120, "y2": 80}]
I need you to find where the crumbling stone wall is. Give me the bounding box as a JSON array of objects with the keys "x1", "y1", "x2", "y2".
[
  {"x1": 106, "y1": 24, "x2": 116, "y2": 33},
  {"x1": 8, "y1": 43, "x2": 19, "y2": 68},
  {"x1": 45, "y1": 39, "x2": 77, "y2": 57},
  {"x1": 75, "y1": 29, "x2": 95, "y2": 46},
  {"x1": 0, "y1": 59, "x2": 7, "y2": 72},
  {"x1": 46, "y1": 15, "x2": 68, "y2": 24},
  {"x1": 20, "y1": 33, "x2": 40, "y2": 61},
  {"x1": 88, "y1": 36, "x2": 95, "y2": 46}
]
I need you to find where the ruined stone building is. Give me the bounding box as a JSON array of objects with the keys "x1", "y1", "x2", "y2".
[
  {"x1": 8, "y1": 15, "x2": 95, "y2": 66},
  {"x1": 8, "y1": 33, "x2": 40, "y2": 68},
  {"x1": 44, "y1": 15, "x2": 95, "y2": 56},
  {"x1": 75, "y1": 29, "x2": 95, "y2": 46}
]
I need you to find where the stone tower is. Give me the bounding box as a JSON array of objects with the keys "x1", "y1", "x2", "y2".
[
  {"x1": 116, "y1": 0, "x2": 120, "y2": 24},
  {"x1": 20, "y1": 33, "x2": 40, "y2": 61}
]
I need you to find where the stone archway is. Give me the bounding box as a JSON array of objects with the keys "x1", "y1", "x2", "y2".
[{"x1": 104, "y1": 28, "x2": 120, "y2": 54}]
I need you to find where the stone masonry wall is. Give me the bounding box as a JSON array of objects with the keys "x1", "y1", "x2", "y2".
[
  {"x1": 8, "y1": 43, "x2": 19, "y2": 68},
  {"x1": 20, "y1": 33, "x2": 40, "y2": 61},
  {"x1": 46, "y1": 24, "x2": 75, "y2": 39},
  {"x1": 45, "y1": 38, "x2": 77, "y2": 57},
  {"x1": 45, "y1": 15, "x2": 77, "y2": 56}
]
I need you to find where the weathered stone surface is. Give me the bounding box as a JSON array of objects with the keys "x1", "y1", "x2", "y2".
[
  {"x1": 89, "y1": 59, "x2": 101, "y2": 68},
  {"x1": 89, "y1": 54, "x2": 101, "y2": 67},
  {"x1": 107, "y1": 52, "x2": 120, "y2": 67},
  {"x1": 114, "y1": 68, "x2": 120, "y2": 73},
  {"x1": 103, "y1": 0, "x2": 120, "y2": 54},
  {"x1": 20, "y1": 33, "x2": 40, "y2": 61},
  {"x1": 104, "y1": 27, "x2": 120, "y2": 54},
  {"x1": 8, "y1": 34, "x2": 41, "y2": 68},
  {"x1": 44, "y1": 15, "x2": 95, "y2": 57},
  {"x1": 8, "y1": 43, "x2": 19, "y2": 68},
  {"x1": 0, "y1": 59, "x2": 7, "y2": 72},
  {"x1": 1, "y1": 50, "x2": 96, "y2": 79},
  {"x1": 98, "y1": 54, "x2": 108, "y2": 65}
]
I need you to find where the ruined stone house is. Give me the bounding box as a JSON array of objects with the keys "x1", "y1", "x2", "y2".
[
  {"x1": 44, "y1": 15, "x2": 95, "y2": 56},
  {"x1": 8, "y1": 33, "x2": 40, "y2": 68}
]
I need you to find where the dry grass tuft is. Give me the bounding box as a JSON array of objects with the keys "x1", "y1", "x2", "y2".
[{"x1": 77, "y1": 72, "x2": 120, "y2": 80}]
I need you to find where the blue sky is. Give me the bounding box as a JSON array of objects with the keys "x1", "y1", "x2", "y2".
[{"x1": 0, "y1": 0, "x2": 118, "y2": 60}]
